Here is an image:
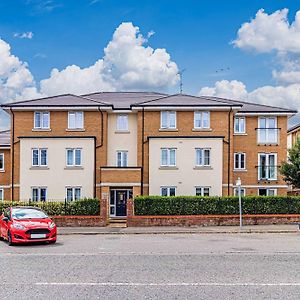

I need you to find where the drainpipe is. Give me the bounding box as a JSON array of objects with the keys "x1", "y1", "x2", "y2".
[
  {"x1": 141, "y1": 108, "x2": 145, "y2": 195},
  {"x1": 95, "y1": 107, "x2": 104, "y2": 199},
  {"x1": 96, "y1": 107, "x2": 104, "y2": 148},
  {"x1": 9, "y1": 108, "x2": 14, "y2": 202},
  {"x1": 227, "y1": 107, "x2": 232, "y2": 196}
]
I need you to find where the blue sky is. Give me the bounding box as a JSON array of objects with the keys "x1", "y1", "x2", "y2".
[{"x1": 0, "y1": 0, "x2": 300, "y2": 128}]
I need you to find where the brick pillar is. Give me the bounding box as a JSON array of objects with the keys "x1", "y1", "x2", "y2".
[
  {"x1": 100, "y1": 193, "x2": 109, "y2": 226},
  {"x1": 127, "y1": 198, "x2": 134, "y2": 217}
]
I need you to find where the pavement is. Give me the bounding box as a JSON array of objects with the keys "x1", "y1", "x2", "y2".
[
  {"x1": 58, "y1": 224, "x2": 300, "y2": 235},
  {"x1": 1, "y1": 233, "x2": 300, "y2": 299}
]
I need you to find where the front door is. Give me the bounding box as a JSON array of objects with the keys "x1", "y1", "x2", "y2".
[{"x1": 110, "y1": 189, "x2": 132, "y2": 217}]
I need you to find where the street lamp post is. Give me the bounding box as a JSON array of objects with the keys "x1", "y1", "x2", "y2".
[{"x1": 236, "y1": 177, "x2": 243, "y2": 230}]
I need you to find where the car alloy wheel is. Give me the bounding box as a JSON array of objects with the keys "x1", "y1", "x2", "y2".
[{"x1": 8, "y1": 231, "x2": 14, "y2": 246}]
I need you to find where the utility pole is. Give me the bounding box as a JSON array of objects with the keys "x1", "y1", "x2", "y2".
[{"x1": 178, "y1": 69, "x2": 186, "y2": 94}]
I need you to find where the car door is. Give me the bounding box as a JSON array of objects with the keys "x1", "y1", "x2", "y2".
[{"x1": 1, "y1": 209, "x2": 11, "y2": 239}]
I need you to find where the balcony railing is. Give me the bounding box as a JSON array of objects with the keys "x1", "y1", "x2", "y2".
[
  {"x1": 257, "y1": 165, "x2": 280, "y2": 180},
  {"x1": 256, "y1": 128, "x2": 280, "y2": 144}
]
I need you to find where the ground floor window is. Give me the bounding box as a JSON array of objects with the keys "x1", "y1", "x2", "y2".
[
  {"x1": 66, "y1": 187, "x2": 81, "y2": 201},
  {"x1": 32, "y1": 187, "x2": 47, "y2": 202},
  {"x1": 195, "y1": 187, "x2": 210, "y2": 196},
  {"x1": 0, "y1": 189, "x2": 3, "y2": 201},
  {"x1": 234, "y1": 188, "x2": 246, "y2": 197},
  {"x1": 258, "y1": 188, "x2": 277, "y2": 196},
  {"x1": 161, "y1": 187, "x2": 176, "y2": 196}
]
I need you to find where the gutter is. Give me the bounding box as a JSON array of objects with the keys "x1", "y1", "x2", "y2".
[
  {"x1": 141, "y1": 108, "x2": 145, "y2": 195},
  {"x1": 227, "y1": 107, "x2": 232, "y2": 196},
  {"x1": 9, "y1": 108, "x2": 14, "y2": 202}
]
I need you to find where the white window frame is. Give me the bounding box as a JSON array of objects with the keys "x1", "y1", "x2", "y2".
[
  {"x1": 195, "y1": 186, "x2": 210, "y2": 196},
  {"x1": 258, "y1": 188, "x2": 277, "y2": 196},
  {"x1": 234, "y1": 188, "x2": 246, "y2": 197},
  {"x1": 160, "y1": 186, "x2": 176, "y2": 196},
  {"x1": 116, "y1": 114, "x2": 129, "y2": 131},
  {"x1": 234, "y1": 153, "x2": 246, "y2": 170},
  {"x1": 160, "y1": 111, "x2": 177, "y2": 129},
  {"x1": 31, "y1": 187, "x2": 47, "y2": 202},
  {"x1": 0, "y1": 189, "x2": 3, "y2": 201},
  {"x1": 116, "y1": 151, "x2": 128, "y2": 167},
  {"x1": 258, "y1": 153, "x2": 277, "y2": 180},
  {"x1": 34, "y1": 111, "x2": 50, "y2": 129},
  {"x1": 0, "y1": 153, "x2": 4, "y2": 171},
  {"x1": 234, "y1": 117, "x2": 246, "y2": 134},
  {"x1": 257, "y1": 117, "x2": 278, "y2": 144},
  {"x1": 66, "y1": 187, "x2": 82, "y2": 201},
  {"x1": 194, "y1": 111, "x2": 210, "y2": 129},
  {"x1": 195, "y1": 148, "x2": 211, "y2": 167},
  {"x1": 66, "y1": 148, "x2": 82, "y2": 167},
  {"x1": 68, "y1": 111, "x2": 84, "y2": 129},
  {"x1": 32, "y1": 148, "x2": 48, "y2": 167},
  {"x1": 161, "y1": 148, "x2": 176, "y2": 167}
]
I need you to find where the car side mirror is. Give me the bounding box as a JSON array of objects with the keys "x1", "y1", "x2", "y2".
[{"x1": 2, "y1": 217, "x2": 8, "y2": 222}]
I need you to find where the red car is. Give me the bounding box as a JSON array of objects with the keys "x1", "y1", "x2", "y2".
[{"x1": 0, "y1": 206, "x2": 57, "y2": 246}]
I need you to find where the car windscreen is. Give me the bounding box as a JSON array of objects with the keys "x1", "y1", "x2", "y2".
[{"x1": 12, "y1": 208, "x2": 48, "y2": 220}]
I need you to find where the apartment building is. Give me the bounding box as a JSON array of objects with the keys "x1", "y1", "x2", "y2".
[
  {"x1": 287, "y1": 123, "x2": 300, "y2": 149},
  {"x1": 0, "y1": 92, "x2": 296, "y2": 217}
]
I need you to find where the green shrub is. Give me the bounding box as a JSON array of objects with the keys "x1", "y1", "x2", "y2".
[
  {"x1": 134, "y1": 196, "x2": 300, "y2": 215},
  {"x1": 0, "y1": 198, "x2": 100, "y2": 216}
]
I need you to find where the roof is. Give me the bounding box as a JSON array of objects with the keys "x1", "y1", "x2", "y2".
[
  {"x1": 0, "y1": 130, "x2": 10, "y2": 147},
  {"x1": 288, "y1": 123, "x2": 300, "y2": 133},
  {"x1": 0, "y1": 91, "x2": 297, "y2": 114},
  {"x1": 1, "y1": 94, "x2": 111, "y2": 108}
]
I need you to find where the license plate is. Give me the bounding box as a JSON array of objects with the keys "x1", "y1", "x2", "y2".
[{"x1": 31, "y1": 234, "x2": 46, "y2": 239}]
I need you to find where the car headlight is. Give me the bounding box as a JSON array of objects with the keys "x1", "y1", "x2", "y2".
[
  {"x1": 12, "y1": 223, "x2": 26, "y2": 230},
  {"x1": 49, "y1": 222, "x2": 56, "y2": 229}
]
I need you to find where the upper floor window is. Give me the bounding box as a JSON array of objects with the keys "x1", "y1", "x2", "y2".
[
  {"x1": 32, "y1": 187, "x2": 47, "y2": 202},
  {"x1": 195, "y1": 148, "x2": 210, "y2": 166},
  {"x1": 161, "y1": 111, "x2": 176, "y2": 129},
  {"x1": 32, "y1": 149, "x2": 48, "y2": 167},
  {"x1": 34, "y1": 112, "x2": 50, "y2": 129},
  {"x1": 196, "y1": 187, "x2": 210, "y2": 196},
  {"x1": 0, "y1": 153, "x2": 4, "y2": 171},
  {"x1": 258, "y1": 117, "x2": 278, "y2": 144},
  {"x1": 66, "y1": 187, "x2": 81, "y2": 201},
  {"x1": 161, "y1": 148, "x2": 176, "y2": 167},
  {"x1": 234, "y1": 153, "x2": 246, "y2": 170},
  {"x1": 117, "y1": 151, "x2": 128, "y2": 167},
  {"x1": 161, "y1": 186, "x2": 176, "y2": 196},
  {"x1": 68, "y1": 111, "x2": 84, "y2": 129},
  {"x1": 234, "y1": 117, "x2": 245, "y2": 134},
  {"x1": 116, "y1": 114, "x2": 128, "y2": 131},
  {"x1": 0, "y1": 189, "x2": 3, "y2": 201},
  {"x1": 66, "y1": 148, "x2": 82, "y2": 167},
  {"x1": 258, "y1": 153, "x2": 277, "y2": 180},
  {"x1": 194, "y1": 111, "x2": 210, "y2": 129}
]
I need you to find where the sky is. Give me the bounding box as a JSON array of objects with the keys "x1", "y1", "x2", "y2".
[{"x1": 0, "y1": 0, "x2": 300, "y2": 129}]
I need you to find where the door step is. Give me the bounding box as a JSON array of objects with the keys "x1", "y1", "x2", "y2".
[{"x1": 108, "y1": 218, "x2": 127, "y2": 228}]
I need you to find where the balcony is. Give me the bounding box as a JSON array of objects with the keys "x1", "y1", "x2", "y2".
[
  {"x1": 256, "y1": 128, "x2": 280, "y2": 145},
  {"x1": 257, "y1": 165, "x2": 279, "y2": 181}
]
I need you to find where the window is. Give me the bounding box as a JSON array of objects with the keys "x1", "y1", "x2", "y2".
[
  {"x1": 195, "y1": 148, "x2": 211, "y2": 166},
  {"x1": 234, "y1": 153, "x2": 246, "y2": 170},
  {"x1": 234, "y1": 117, "x2": 245, "y2": 134},
  {"x1": 194, "y1": 111, "x2": 210, "y2": 129},
  {"x1": 234, "y1": 188, "x2": 246, "y2": 197},
  {"x1": 0, "y1": 153, "x2": 4, "y2": 171},
  {"x1": 258, "y1": 153, "x2": 277, "y2": 180},
  {"x1": 195, "y1": 187, "x2": 210, "y2": 196},
  {"x1": 66, "y1": 148, "x2": 82, "y2": 167},
  {"x1": 258, "y1": 188, "x2": 277, "y2": 196},
  {"x1": 161, "y1": 187, "x2": 176, "y2": 196},
  {"x1": 34, "y1": 112, "x2": 50, "y2": 129},
  {"x1": 32, "y1": 149, "x2": 48, "y2": 167},
  {"x1": 116, "y1": 114, "x2": 128, "y2": 131},
  {"x1": 31, "y1": 187, "x2": 47, "y2": 202},
  {"x1": 66, "y1": 187, "x2": 81, "y2": 201},
  {"x1": 161, "y1": 111, "x2": 176, "y2": 129},
  {"x1": 161, "y1": 148, "x2": 176, "y2": 166},
  {"x1": 0, "y1": 189, "x2": 3, "y2": 201},
  {"x1": 117, "y1": 151, "x2": 128, "y2": 167},
  {"x1": 68, "y1": 111, "x2": 84, "y2": 129},
  {"x1": 258, "y1": 117, "x2": 278, "y2": 144}
]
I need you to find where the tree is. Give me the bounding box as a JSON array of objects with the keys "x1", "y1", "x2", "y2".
[{"x1": 280, "y1": 138, "x2": 300, "y2": 188}]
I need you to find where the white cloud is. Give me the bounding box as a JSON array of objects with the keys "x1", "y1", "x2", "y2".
[{"x1": 13, "y1": 32, "x2": 33, "y2": 39}]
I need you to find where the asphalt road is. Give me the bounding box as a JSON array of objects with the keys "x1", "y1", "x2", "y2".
[{"x1": 0, "y1": 233, "x2": 300, "y2": 300}]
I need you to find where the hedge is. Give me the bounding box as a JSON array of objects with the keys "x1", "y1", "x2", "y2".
[
  {"x1": 134, "y1": 196, "x2": 300, "y2": 215},
  {"x1": 0, "y1": 198, "x2": 100, "y2": 216}
]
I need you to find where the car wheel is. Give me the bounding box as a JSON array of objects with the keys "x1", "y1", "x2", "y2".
[{"x1": 8, "y1": 231, "x2": 14, "y2": 246}]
